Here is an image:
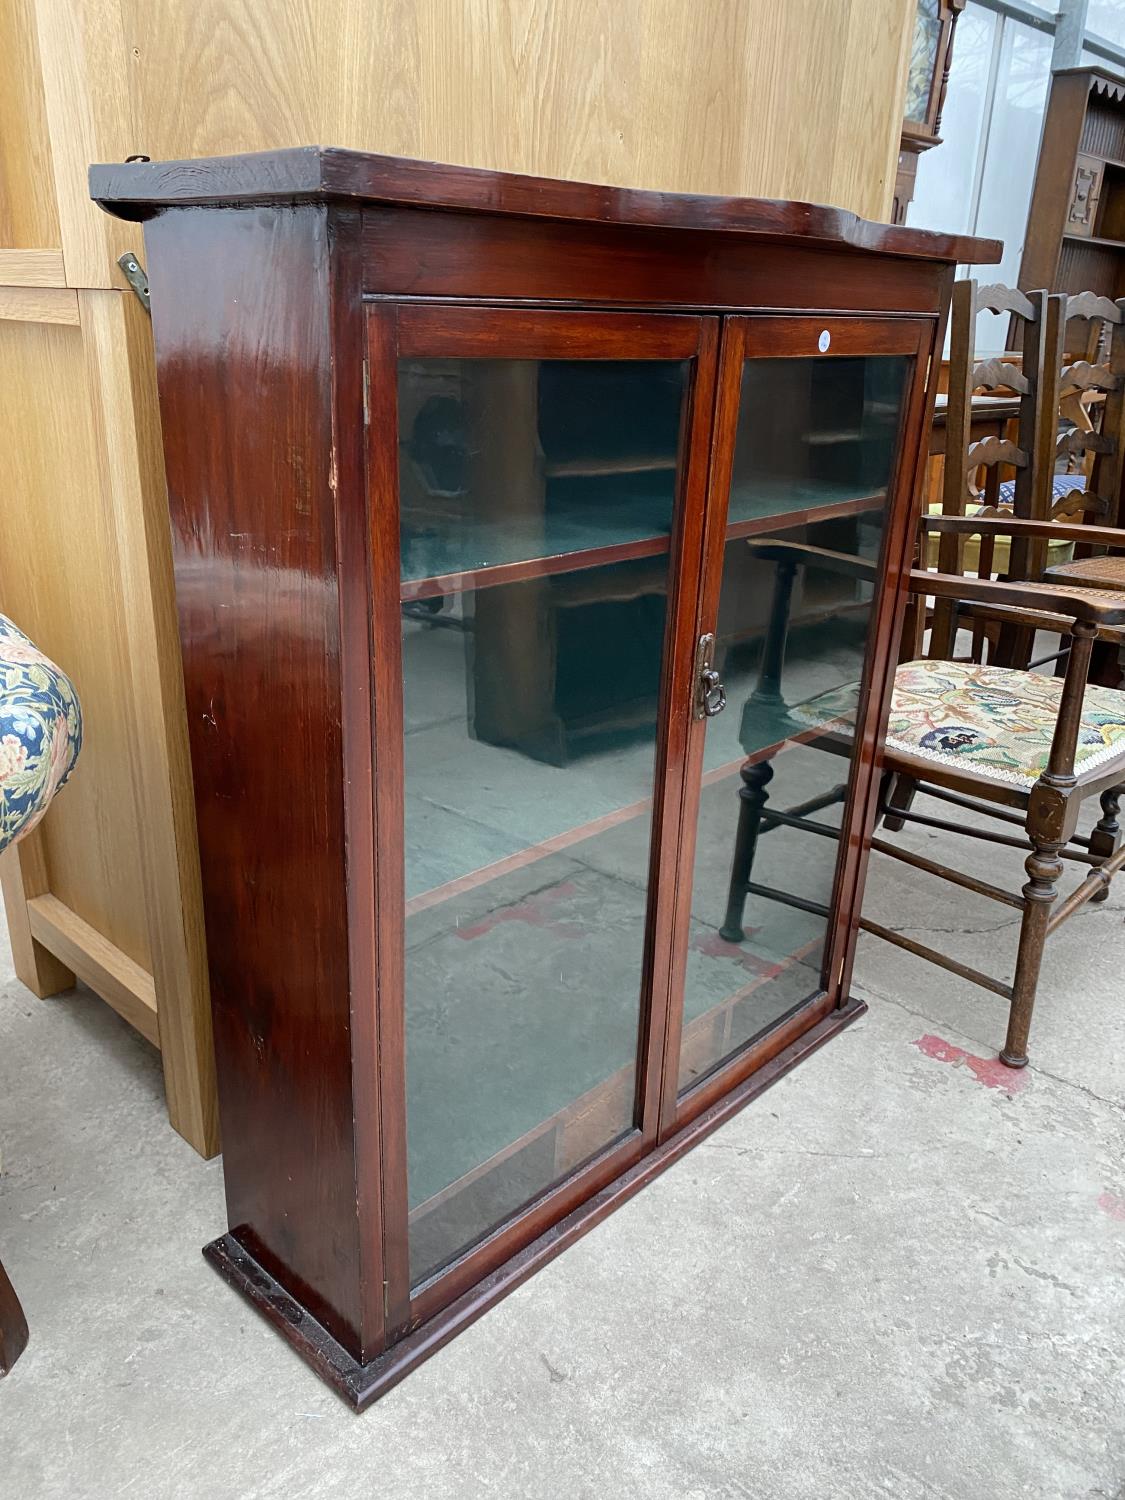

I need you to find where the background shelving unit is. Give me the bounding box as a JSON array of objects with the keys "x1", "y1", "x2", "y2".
[{"x1": 1020, "y1": 67, "x2": 1125, "y2": 380}]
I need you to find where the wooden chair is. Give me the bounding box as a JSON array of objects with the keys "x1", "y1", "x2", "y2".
[
  {"x1": 926, "y1": 281, "x2": 1078, "y2": 661},
  {"x1": 929, "y1": 289, "x2": 1125, "y2": 683},
  {"x1": 720, "y1": 527, "x2": 1125, "y2": 1070},
  {"x1": 1004, "y1": 290, "x2": 1125, "y2": 575},
  {"x1": 854, "y1": 287, "x2": 1125, "y2": 1060},
  {"x1": 1036, "y1": 293, "x2": 1125, "y2": 601},
  {"x1": 927, "y1": 281, "x2": 1054, "y2": 648},
  {"x1": 719, "y1": 278, "x2": 1125, "y2": 1068}
]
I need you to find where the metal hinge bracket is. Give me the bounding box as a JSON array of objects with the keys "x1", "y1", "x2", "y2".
[
  {"x1": 117, "y1": 251, "x2": 151, "y2": 313},
  {"x1": 363, "y1": 357, "x2": 371, "y2": 426}
]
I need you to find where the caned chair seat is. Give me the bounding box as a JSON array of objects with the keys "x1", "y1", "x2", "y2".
[
  {"x1": 792, "y1": 657, "x2": 1125, "y2": 789},
  {"x1": 1019, "y1": 579, "x2": 1125, "y2": 606},
  {"x1": 958, "y1": 578, "x2": 1125, "y2": 640},
  {"x1": 1043, "y1": 552, "x2": 1125, "y2": 591},
  {"x1": 0, "y1": 613, "x2": 82, "y2": 853}
]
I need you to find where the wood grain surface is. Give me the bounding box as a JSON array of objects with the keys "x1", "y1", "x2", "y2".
[
  {"x1": 0, "y1": 0, "x2": 59, "y2": 249},
  {"x1": 120, "y1": 0, "x2": 912, "y2": 222},
  {"x1": 142, "y1": 202, "x2": 373, "y2": 1356},
  {"x1": 0, "y1": 248, "x2": 66, "y2": 286},
  {"x1": 0, "y1": 285, "x2": 77, "y2": 323},
  {"x1": 79, "y1": 285, "x2": 218, "y2": 1154},
  {"x1": 0, "y1": 313, "x2": 153, "y2": 973},
  {"x1": 13, "y1": 0, "x2": 919, "y2": 284}
]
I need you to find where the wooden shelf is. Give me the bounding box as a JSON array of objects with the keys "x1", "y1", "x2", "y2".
[
  {"x1": 399, "y1": 492, "x2": 885, "y2": 602},
  {"x1": 804, "y1": 429, "x2": 865, "y2": 446},
  {"x1": 543, "y1": 454, "x2": 676, "y2": 478},
  {"x1": 399, "y1": 532, "x2": 669, "y2": 602},
  {"x1": 724, "y1": 492, "x2": 884, "y2": 540},
  {"x1": 1061, "y1": 231, "x2": 1125, "y2": 250}
]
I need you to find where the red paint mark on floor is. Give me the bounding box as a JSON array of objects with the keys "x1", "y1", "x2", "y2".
[
  {"x1": 912, "y1": 1033, "x2": 1028, "y2": 1092},
  {"x1": 1098, "y1": 1191, "x2": 1125, "y2": 1221},
  {"x1": 691, "y1": 930, "x2": 772, "y2": 975},
  {"x1": 455, "y1": 881, "x2": 585, "y2": 942}
]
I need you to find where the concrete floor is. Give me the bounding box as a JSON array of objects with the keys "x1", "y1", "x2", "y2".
[{"x1": 1, "y1": 797, "x2": 1124, "y2": 1499}]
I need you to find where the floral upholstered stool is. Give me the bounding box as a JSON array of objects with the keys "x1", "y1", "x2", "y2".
[
  {"x1": 0, "y1": 612, "x2": 82, "y2": 1375},
  {"x1": 1, "y1": 614, "x2": 83, "y2": 849}
]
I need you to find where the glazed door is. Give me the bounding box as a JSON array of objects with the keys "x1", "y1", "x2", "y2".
[
  {"x1": 660, "y1": 316, "x2": 932, "y2": 1130},
  {"x1": 367, "y1": 304, "x2": 719, "y2": 1327}
]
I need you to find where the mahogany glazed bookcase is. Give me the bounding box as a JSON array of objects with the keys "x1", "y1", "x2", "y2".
[{"x1": 90, "y1": 150, "x2": 997, "y2": 1409}]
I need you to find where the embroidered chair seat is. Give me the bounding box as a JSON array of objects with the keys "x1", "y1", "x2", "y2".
[
  {"x1": 790, "y1": 657, "x2": 1125, "y2": 789},
  {"x1": 0, "y1": 613, "x2": 83, "y2": 853}
]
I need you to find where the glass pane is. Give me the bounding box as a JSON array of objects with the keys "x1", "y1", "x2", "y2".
[
  {"x1": 1088, "y1": 0, "x2": 1125, "y2": 48},
  {"x1": 400, "y1": 360, "x2": 683, "y2": 582},
  {"x1": 909, "y1": 5, "x2": 997, "y2": 237},
  {"x1": 909, "y1": 11, "x2": 1051, "y2": 353},
  {"x1": 968, "y1": 19, "x2": 1053, "y2": 353},
  {"x1": 678, "y1": 354, "x2": 909, "y2": 1096},
  {"x1": 399, "y1": 354, "x2": 688, "y2": 1284},
  {"x1": 726, "y1": 356, "x2": 906, "y2": 528}
]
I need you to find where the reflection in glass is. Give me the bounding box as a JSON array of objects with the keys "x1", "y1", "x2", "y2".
[
  {"x1": 399, "y1": 357, "x2": 686, "y2": 1284},
  {"x1": 678, "y1": 355, "x2": 909, "y2": 1095},
  {"x1": 727, "y1": 357, "x2": 907, "y2": 527},
  {"x1": 399, "y1": 359, "x2": 685, "y2": 583}
]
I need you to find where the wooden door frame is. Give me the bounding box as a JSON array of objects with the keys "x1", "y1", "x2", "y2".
[
  {"x1": 657, "y1": 313, "x2": 937, "y2": 1136},
  {"x1": 363, "y1": 300, "x2": 721, "y2": 1337}
]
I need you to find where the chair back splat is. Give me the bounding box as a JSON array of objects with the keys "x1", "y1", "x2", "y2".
[
  {"x1": 931, "y1": 281, "x2": 1050, "y2": 658},
  {"x1": 1055, "y1": 294, "x2": 1125, "y2": 532}
]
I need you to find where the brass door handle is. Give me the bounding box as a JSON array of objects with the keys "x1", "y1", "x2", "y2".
[
  {"x1": 700, "y1": 667, "x2": 726, "y2": 717},
  {"x1": 694, "y1": 633, "x2": 727, "y2": 719}
]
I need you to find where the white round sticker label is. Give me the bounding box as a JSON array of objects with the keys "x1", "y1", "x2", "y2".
[{"x1": 818, "y1": 329, "x2": 831, "y2": 353}]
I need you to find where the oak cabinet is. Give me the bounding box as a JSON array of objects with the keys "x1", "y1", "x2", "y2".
[{"x1": 91, "y1": 148, "x2": 995, "y2": 1409}]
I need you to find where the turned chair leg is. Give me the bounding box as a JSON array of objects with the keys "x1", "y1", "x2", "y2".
[
  {"x1": 0, "y1": 1256, "x2": 29, "y2": 1375},
  {"x1": 1089, "y1": 785, "x2": 1122, "y2": 905},
  {"x1": 720, "y1": 759, "x2": 774, "y2": 943},
  {"x1": 1002, "y1": 838, "x2": 1064, "y2": 1069},
  {"x1": 881, "y1": 773, "x2": 917, "y2": 833}
]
